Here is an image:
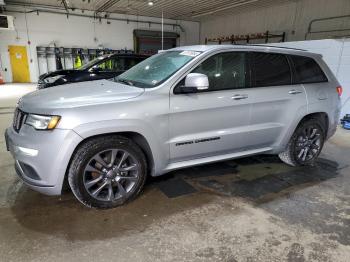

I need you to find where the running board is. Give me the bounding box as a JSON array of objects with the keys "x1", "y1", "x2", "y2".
[{"x1": 164, "y1": 147, "x2": 272, "y2": 172}]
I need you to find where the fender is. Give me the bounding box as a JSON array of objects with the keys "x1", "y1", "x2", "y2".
[{"x1": 72, "y1": 119, "x2": 169, "y2": 176}]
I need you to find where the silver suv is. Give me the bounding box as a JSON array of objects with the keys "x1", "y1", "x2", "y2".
[{"x1": 5, "y1": 45, "x2": 341, "y2": 208}]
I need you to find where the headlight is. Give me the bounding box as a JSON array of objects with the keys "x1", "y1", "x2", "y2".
[
  {"x1": 25, "y1": 114, "x2": 61, "y2": 130},
  {"x1": 44, "y1": 75, "x2": 64, "y2": 84}
]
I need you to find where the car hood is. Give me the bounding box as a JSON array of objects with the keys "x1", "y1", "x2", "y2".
[{"x1": 19, "y1": 80, "x2": 145, "y2": 112}]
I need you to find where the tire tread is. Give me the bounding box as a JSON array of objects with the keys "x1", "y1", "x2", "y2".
[
  {"x1": 278, "y1": 118, "x2": 324, "y2": 167},
  {"x1": 68, "y1": 135, "x2": 147, "y2": 209}
]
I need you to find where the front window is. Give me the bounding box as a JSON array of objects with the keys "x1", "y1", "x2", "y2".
[
  {"x1": 192, "y1": 52, "x2": 248, "y2": 91},
  {"x1": 91, "y1": 57, "x2": 124, "y2": 72},
  {"x1": 114, "y1": 51, "x2": 201, "y2": 88}
]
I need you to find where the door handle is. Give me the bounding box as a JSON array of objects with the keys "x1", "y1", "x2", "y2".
[
  {"x1": 288, "y1": 89, "x2": 303, "y2": 95},
  {"x1": 232, "y1": 94, "x2": 248, "y2": 100}
]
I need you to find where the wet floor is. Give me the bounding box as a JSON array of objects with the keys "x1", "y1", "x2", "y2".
[{"x1": 1, "y1": 89, "x2": 350, "y2": 261}]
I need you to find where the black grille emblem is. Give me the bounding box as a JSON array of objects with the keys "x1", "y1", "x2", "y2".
[{"x1": 13, "y1": 108, "x2": 26, "y2": 133}]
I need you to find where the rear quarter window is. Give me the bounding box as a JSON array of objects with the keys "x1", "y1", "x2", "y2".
[{"x1": 289, "y1": 55, "x2": 328, "y2": 84}]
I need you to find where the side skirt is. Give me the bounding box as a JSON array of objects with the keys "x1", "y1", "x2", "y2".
[{"x1": 162, "y1": 147, "x2": 273, "y2": 174}]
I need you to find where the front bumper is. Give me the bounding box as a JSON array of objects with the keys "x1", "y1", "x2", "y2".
[{"x1": 5, "y1": 125, "x2": 82, "y2": 195}]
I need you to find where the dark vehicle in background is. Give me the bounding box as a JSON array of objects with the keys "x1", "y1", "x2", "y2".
[{"x1": 38, "y1": 53, "x2": 148, "y2": 89}]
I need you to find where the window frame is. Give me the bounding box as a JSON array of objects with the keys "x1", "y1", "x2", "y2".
[
  {"x1": 287, "y1": 54, "x2": 329, "y2": 85},
  {"x1": 249, "y1": 52, "x2": 293, "y2": 88},
  {"x1": 90, "y1": 55, "x2": 139, "y2": 72},
  {"x1": 90, "y1": 56, "x2": 117, "y2": 72},
  {"x1": 174, "y1": 51, "x2": 251, "y2": 94}
]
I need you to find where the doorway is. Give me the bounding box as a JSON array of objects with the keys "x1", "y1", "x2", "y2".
[
  {"x1": 9, "y1": 45, "x2": 30, "y2": 83},
  {"x1": 134, "y1": 30, "x2": 179, "y2": 55}
]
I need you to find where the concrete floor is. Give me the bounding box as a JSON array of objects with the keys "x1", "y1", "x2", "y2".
[{"x1": 0, "y1": 83, "x2": 350, "y2": 262}]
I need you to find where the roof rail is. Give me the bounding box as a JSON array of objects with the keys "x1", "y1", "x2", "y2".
[{"x1": 246, "y1": 44, "x2": 307, "y2": 52}]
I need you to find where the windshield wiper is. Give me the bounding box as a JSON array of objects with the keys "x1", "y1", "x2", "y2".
[{"x1": 116, "y1": 78, "x2": 134, "y2": 86}]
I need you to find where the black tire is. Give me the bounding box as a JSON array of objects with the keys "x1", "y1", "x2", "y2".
[
  {"x1": 279, "y1": 119, "x2": 325, "y2": 167},
  {"x1": 68, "y1": 135, "x2": 147, "y2": 209}
]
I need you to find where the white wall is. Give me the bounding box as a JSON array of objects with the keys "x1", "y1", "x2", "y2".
[
  {"x1": 0, "y1": 10, "x2": 200, "y2": 83},
  {"x1": 200, "y1": 0, "x2": 350, "y2": 44},
  {"x1": 271, "y1": 39, "x2": 350, "y2": 119}
]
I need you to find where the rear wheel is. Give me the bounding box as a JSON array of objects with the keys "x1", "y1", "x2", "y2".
[
  {"x1": 279, "y1": 119, "x2": 325, "y2": 166},
  {"x1": 68, "y1": 136, "x2": 147, "y2": 209}
]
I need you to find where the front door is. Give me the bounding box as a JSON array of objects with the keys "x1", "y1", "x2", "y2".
[
  {"x1": 9, "y1": 45, "x2": 30, "y2": 83},
  {"x1": 169, "y1": 51, "x2": 255, "y2": 162}
]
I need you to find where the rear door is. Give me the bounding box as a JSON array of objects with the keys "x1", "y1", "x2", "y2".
[
  {"x1": 169, "y1": 51, "x2": 256, "y2": 162},
  {"x1": 248, "y1": 52, "x2": 308, "y2": 148}
]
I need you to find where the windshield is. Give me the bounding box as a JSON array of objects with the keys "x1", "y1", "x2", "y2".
[
  {"x1": 114, "y1": 51, "x2": 201, "y2": 88},
  {"x1": 78, "y1": 55, "x2": 109, "y2": 70}
]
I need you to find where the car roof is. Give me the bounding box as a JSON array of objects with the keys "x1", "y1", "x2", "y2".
[{"x1": 169, "y1": 44, "x2": 322, "y2": 58}]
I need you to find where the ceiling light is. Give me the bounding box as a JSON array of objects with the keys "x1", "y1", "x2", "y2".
[{"x1": 148, "y1": 1, "x2": 154, "y2": 6}]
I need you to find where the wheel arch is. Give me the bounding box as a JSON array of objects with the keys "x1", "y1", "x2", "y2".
[
  {"x1": 62, "y1": 131, "x2": 155, "y2": 193},
  {"x1": 278, "y1": 111, "x2": 329, "y2": 166},
  {"x1": 297, "y1": 112, "x2": 329, "y2": 136},
  {"x1": 277, "y1": 111, "x2": 330, "y2": 154}
]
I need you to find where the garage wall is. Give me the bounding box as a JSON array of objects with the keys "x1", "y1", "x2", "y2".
[
  {"x1": 200, "y1": 0, "x2": 350, "y2": 44},
  {"x1": 271, "y1": 39, "x2": 350, "y2": 119},
  {"x1": 0, "y1": 11, "x2": 200, "y2": 83}
]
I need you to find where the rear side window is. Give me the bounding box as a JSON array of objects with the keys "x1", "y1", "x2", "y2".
[
  {"x1": 289, "y1": 55, "x2": 328, "y2": 84},
  {"x1": 251, "y1": 52, "x2": 292, "y2": 87}
]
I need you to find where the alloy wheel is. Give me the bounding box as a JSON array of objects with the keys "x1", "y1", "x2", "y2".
[
  {"x1": 295, "y1": 126, "x2": 322, "y2": 163},
  {"x1": 83, "y1": 149, "x2": 140, "y2": 201}
]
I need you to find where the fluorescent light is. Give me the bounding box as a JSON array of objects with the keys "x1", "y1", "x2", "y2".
[
  {"x1": 148, "y1": 1, "x2": 154, "y2": 6},
  {"x1": 192, "y1": 0, "x2": 258, "y2": 18}
]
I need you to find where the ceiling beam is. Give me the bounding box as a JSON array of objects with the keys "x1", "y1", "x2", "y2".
[
  {"x1": 95, "y1": 0, "x2": 121, "y2": 15},
  {"x1": 5, "y1": 0, "x2": 270, "y2": 21},
  {"x1": 5, "y1": 6, "x2": 185, "y2": 31},
  {"x1": 192, "y1": 0, "x2": 259, "y2": 18}
]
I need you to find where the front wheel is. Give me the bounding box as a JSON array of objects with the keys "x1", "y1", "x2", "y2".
[
  {"x1": 279, "y1": 119, "x2": 325, "y2": 166},
  {"x1": 68, "y1": 136, "x2": 147, "y2": 209}
]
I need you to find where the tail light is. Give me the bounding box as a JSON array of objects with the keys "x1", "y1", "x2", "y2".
[{"x1": 336, "y1": 86, "x2": 343, "y2": 97}]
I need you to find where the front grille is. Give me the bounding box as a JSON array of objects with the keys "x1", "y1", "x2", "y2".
[{"x1": 13, "y1": 108, "x2": 27, "y2": 133}]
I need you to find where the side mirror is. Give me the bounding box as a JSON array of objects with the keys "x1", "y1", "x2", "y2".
[{"x1": 175, "y1": 73, "x2": 209, "y2": 94}]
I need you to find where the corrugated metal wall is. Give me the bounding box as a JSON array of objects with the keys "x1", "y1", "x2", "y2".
[{"x1": 200, "y1": 0, "x2": 350, "y2": 43}]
